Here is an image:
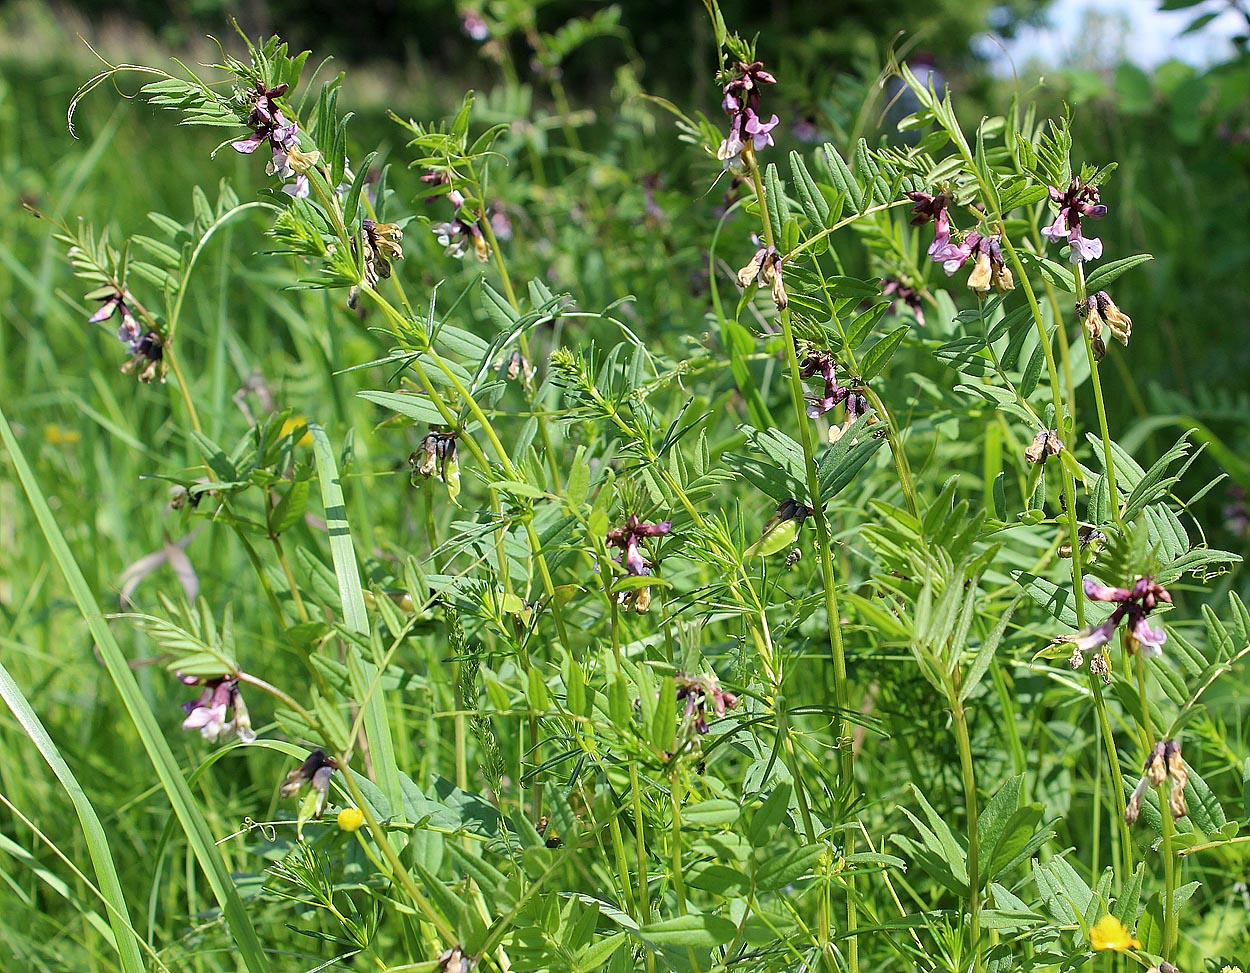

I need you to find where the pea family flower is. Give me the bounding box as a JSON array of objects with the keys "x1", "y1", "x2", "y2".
[
  {"x1": 438, "y1": 945, "x2": 472, "y2": 973},
  {"x1": 180, "y1": 674, "x2": 255, "y2": 744},
  {"x1": 717, "y1": 60, "x2": 779, "y2": 168},
  {"x1": 1126, "y1": 738, "x2": 1190, "y2": 824},
  {"x1": 674, "y1": 672, "x2": 738, "y2": 735},
  {"x1": 964, "y1": 233, "x2": 1015, "y2": 293},
  {"x1": 1024, "y1": 428, "x2": 1063, "y2": 464},
  {"x1": 119, "y1": 331, "x2": 167, "y2": 384},
  {"x1": 1080, "y1": 290, "x2": 1132, "y2": 361},
  {"x1": 409, "y1": 430, "x2": 461, "y2": 501},
  {"x1": 881, "y1": 277, "x2": 925, "y2": 327},
  {"x1": 281, "y1": 750, "x2": 338, "y2": 838},
  {"x1": 1062, "y1": 575, "x2": 1171, "y2": 672},
  {"x1": 606, "y1": 514, "x2": 671, "y2": 612},
  {"x1": 1042, "y1": 178, "x2": 1108, "y2": 264},
  {"x1": 736, "y1": 241, "x2": 787, "y2": 309},
  {"x1": 1090, "y1": 914, "x2": 1139, "y2": 952},
  {"x1": 86, "y1": 286, "x2": 142, "y2": 347}
]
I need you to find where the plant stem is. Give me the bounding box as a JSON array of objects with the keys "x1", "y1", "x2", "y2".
[
  {"x1": 951, "y1": 691, "x2": 982, "y2": 973},
  {"x1": 745, "y1": 146, "x2": 859, "y2": 973}
]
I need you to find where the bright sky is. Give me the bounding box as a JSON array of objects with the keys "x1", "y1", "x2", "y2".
[{"x1": 985, "y1": 0, "x2": 1245, "y2": 69}]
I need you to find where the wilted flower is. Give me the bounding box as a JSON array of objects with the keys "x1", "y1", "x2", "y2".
[
  {"x1": 1089, "y1": 914, "x2": 1139, "y2": 952},
  {"x1": 119, "y1": 330, "x2": 167, "y2": 383},
  {"x1": 674, "y1": 672, "x2": 738, "y2": 735},
  {"x1": 964, "y1": 233, "x2": 1014, "y2": 293},
  {"x1": 1042, "y1": 178, "x2": 1108, "y2": 264},
  {"x1": 736, "y1": 241, "x2": 787, "y2": 309},
  {"x1": 504, "y1": 351, "x2": 534, "y2": 387},
  {"x1": 409, "y1": 430, "x2": 461, "y2": 501},
  {"x1": 1080, "y1": 291, "x2": 1132, "y2": 362},
  {"x1": 1058, "y1": 524, "x2": 1106, "y2": 559},
  {"x1": 881, "y1": 277, "x2": 925, "y2": 327},
  {"x1": 1125, "y1": 739, "x2": 1189, "y2": 824},
  {"x1": 1025, "y1": 428, "x2": 1064, "y2": 464},
  {"x1": 280, "y1": 749, "x2": 338, "y2": 818},
  {"x1": 180, "y1": 674, "x2": 255, "y2": 744}
]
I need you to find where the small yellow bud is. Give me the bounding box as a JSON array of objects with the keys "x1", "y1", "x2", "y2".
[
  {"x1": 1089, "y1": 914, "x2": 1139, "y2": 952},
  {"x1": 337, "y1": 807, "x2": 365, "y2": 832}
]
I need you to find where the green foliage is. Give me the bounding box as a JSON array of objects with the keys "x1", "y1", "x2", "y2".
[{"x1": 2, "y1": 6, "x2": 1250, "y2": 973}]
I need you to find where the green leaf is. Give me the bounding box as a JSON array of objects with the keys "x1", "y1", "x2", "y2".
[
  {"x1": 754, "y1": 843, "x2": 827, "y2": 891},
  {"x1": 358, "y1": 389, "x2": 448, "y2": 426},
  {"x1": 309, "y1": 423, "x2": 400, "y2": 814},
  {"x1": 639, "y1": 913, "x2": 737, "y2": 948},
  {"x1": 683, "y1": 800, "x2": 740, "y2": 828},
  {"x1": 860, "y1": 326, "x2": 909, "y2": 381},
  {"x1": 1085, "y1": 253, "x2": 1155, "y2": 293},
  {"x1": 789, "y1": 150, "x2": 829, "y2": 227}
]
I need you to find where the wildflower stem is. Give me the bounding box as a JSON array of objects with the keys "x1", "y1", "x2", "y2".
[
  {"x1": 1135, "y1": 653, "x2": 1178, "y2": 959},
  {"x1": 745, "y1": 146, "x2": 859, "y2": 973},
  {"x1": 163, "y1": 347, "x2": 203, "y2": 435},
  {"x1": 236, "y1": 672, "x2": 318, "y2": 728},
  {"x1": 951, "y1": 693, "x2": 982, "y2": 973},
  {"x1": 271, "y1": 535, "x2": 310, "y2": 624},
  {"x1": 1073, "y1": 262, "x2": 1126, "y2": 532}
]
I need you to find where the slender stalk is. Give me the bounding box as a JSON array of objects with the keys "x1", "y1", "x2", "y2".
[
  {"x1": 744, "y1": 145, "x2": 859, "y2": 973},
  {"x1": 951, "y1": 693, "x2": 982, "y2": 973},
  {"x1": 1073, "y1": 262, "x2": 1126, "y2": 532}
]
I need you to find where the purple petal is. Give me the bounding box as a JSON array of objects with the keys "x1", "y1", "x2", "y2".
[
  {"x1": 1084, "y1": 578, "x2": 1133, "y2": 602},
  {"x1": 231, "y1": 133, "x2": 265, "y2": 154}
]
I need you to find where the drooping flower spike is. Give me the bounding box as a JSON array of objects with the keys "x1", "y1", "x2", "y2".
[
  {"x1": 1060, "y1": 575, "x2": 1171, "y2": 674},
  {"x1": 1125, "y1": 738, "x2": 1189, "y2": 824},
  {"x1": 605, "y1": 514, "x2": 672, "y2": 612},
  {"x1": 1080, "y1": 290, "x2": 1132, "y2": 361}
]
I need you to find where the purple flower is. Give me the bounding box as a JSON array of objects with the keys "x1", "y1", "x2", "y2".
[
  {"x1": 674, "y1": 673, "x2": 738, "y2": 735},
  {"x1": 717, "y1": 60, "x2": 779, "y2": 167},
  {"x1": 1063, "y1": 575, "x2": 1171, "y2": 670},
  {"x1": 86, "y1": 288, "x2": 143, "y2": 349},
  {"x1": 462, "y1": 10, "x2": 489, "y2": 40},
  {"x1": 280, "y1": 749, "x2": 337, "y2": 818},
  {"x1": 965, "y1": 234, "x2": 1014, "y2": 292},
  {"x1": 881, "y1": 277, "x2": 925, "y2": 327},
  {"x1": 231, "y1": 81, "x2": 298, "y2": 157},
  {"x1": 180, "y1": 674, "x2": 255, "y2": 744},
  {"x1": 606, "y1": 514, "x2": 671, "y2": 577},
  {"x1": 1043, "y1": 179, "x2": 1108, "y2": 264},
  {"x1": 744, "y1": 109, "x2": 780, "y2": 151}
]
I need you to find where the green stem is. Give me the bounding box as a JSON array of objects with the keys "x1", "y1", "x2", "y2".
[
  {"x1": 745, "y1": 145, "x2": 858, "y2": 973},
  {"x1": 951, "y1": 692, "x2": 982, "y2": 973},
  {"x1": 1073, "y1": 262, "x2": 1125, "y2": 532}
]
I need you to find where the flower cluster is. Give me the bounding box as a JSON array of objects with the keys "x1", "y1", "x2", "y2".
[
  {"x1": 1042, "y1": 178, "x2": 1108, "y2": 264},
  {"x1": 1126, "y1": 738, "x2": 1189, "y2": 824},
  {"x1": 904, "y1": 191, "x2": 1013, "y2": 292},
  {"x1": 674, "y1": 672, "x2": 738, "y2": 735},
  {"x1": 85, "y1": 286, "x2": 168, "y2": 383},
  {"x1": 426, "y1": 175, "x2": 489, "y2": 262},
  {"x1": 180, "y1": 674, "x2": 255, "y2": 743},
  {"x1": 736, "y1": 241, "x2": 787, "y2": 309},
  {"x1": 881, "y1": 277, "x2": 925, "y2": 327},
  {"x1": 605, "y1": 514, "x2": 671, "y2": 612},
  {"x1": 799, "y1": 349, "x2": 872, "y2": 439},
  {"x1": 717, "y1": 60, "x2": 779, "y2": 168},
  {"x1": 1080, "y1": 290, "x2": 1132, "y2": 361},
  {"x1": 230, "y1": 81, "x2": 313, "y2": 198},
  {"x1": 1065, "y1": 575, "x2": 1171, "y2": 672}
]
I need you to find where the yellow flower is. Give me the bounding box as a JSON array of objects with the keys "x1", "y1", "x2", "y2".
[
  {"x1": 1090, "y1": 914, "x2": 1139, "y2": 952},
  {"x1": 337, "y1": 807, "x2": 365, "y2": 832},
  {"x1": 281, "y1": 417, "x2": 313, "y2": 447},
  {"x1": 1220, "y1": 966, "x2": 1243, "y2": 973}
]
